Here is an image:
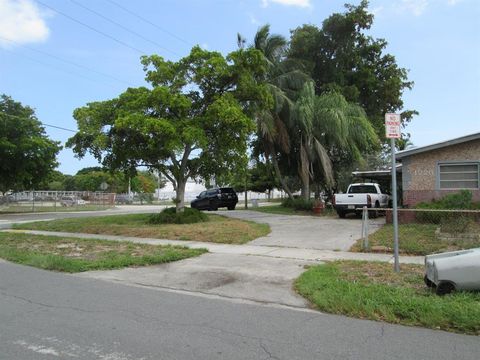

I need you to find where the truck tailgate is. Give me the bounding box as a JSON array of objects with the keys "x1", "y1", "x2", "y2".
[{"x1": 335, "y1": 194, "x2": 368, "y2": 205}]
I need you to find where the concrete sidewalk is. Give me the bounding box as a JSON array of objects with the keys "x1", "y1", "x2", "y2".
[
  {"x1": 3, "y1": 229, "x2": 424, "y2": 264},
  {"x1": 2, "y1": 220, "x2": 423, "y2": 308}
]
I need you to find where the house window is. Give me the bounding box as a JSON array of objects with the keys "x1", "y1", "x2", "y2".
[{"x1": 438, "y1": 163, "x2": 479, "y2": 189}]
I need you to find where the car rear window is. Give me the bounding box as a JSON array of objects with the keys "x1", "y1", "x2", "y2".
[
  {"x1": 348, "y1": 185, "x2": 377, "y2": 194},
  {"x1": 220, "y1": 188, "x2": 235, "y2": 194}
]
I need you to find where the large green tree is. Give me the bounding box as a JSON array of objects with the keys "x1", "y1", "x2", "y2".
[
  {"x1": 67, "y1": 46, "x2": 268, "y2": 212},
  {"x1": 0, "y1": 95, "x2": 61, "y2": 194},
  {"x1": 288, "y1": 1, "x2": 416, "y2": 139}
]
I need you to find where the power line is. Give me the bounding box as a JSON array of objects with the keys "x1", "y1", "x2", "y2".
[
  {"x1": 104, "y1": 0, "x2": 194, "y2": 48},
  {"x1": 0, "y1": 36, "x2": 134, "y2": 87},
  {"x1": 40, "y1": 122, "x2": 76, "y2": 133},
  {"x1": 43, "y1": 123, "x2": 77, "y2": 133},
  {"x1": 2, "y1": 47, "x2": 107, "y2": 84},
  {"x1": 36, "y1": 0, "x2": 146, "y2": 55},
  {"x1": 69, "y1": 0, "x2": 180, "y2": 57},
  {"x1": 0, "y1": 113, "x2": 77, "y2": 133}
]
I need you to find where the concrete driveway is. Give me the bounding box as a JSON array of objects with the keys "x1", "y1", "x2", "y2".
[
  {"x1": 218, "y1": 210, "x2": 384, "y2": 251},
  {"x1": 76, "y1": 253, "x2": 312, "y2": 307},
  {"x1": 73, "y1": 210, "x2": 387, "y2": 308}
]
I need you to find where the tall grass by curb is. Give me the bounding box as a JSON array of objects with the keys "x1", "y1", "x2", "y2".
[
  {"x1": 0, "y1": 232, "x2": 207, "y2": 273},
  {"x1": 295, "y1": 261, "x2": 480, "y2": 335}
]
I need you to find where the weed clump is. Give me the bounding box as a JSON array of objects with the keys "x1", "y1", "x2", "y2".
[{"x1": 148, "y1": 207, "x2": 208, "y2": 225}]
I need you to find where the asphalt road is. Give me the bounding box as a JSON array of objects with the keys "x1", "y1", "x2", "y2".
[{"x1": 1, "y1": 260, "x2": 479, "y2": 360}]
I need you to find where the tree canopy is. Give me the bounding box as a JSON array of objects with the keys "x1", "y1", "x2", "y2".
[
  {"x1": 0, "y1": 95, "x2": 61, "y2": 194},
  {"x1": 288, "y1": 0, "x2": 416, "y2": 139},
  {"x1": 67, "y1": 46, "x2": 269, "y2": 211}
]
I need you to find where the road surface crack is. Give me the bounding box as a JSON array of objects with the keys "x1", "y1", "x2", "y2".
[
  {"x1": 0, "y1": 290, "x2": 102, "y2": 314},
  {"x1": 260, "y1": 341, "x2": 281, "y2": 360}
]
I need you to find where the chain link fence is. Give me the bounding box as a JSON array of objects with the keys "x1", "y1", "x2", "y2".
[
  {"x1": 356, "y1": 208, "x2": 480, "y2": 256},
  {"x1": 0, "y1": 191, "x2": 115, "y2": 213}
]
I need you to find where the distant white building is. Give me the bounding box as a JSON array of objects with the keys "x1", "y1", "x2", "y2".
[
  {"x1": 156, "y1": 180, "x2": 286, "y2": 203},
  {"x1": 155, "y1": 180, "x2": 207, "y2": 202}
]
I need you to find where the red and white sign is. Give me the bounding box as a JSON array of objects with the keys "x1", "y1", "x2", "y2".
[{"x1": 385, "y1": 113, "x2": 401, "y2": 139}]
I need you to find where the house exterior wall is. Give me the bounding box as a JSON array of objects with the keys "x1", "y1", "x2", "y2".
[{"x1": 401, "y1": 139, "x2": 480, "y2": 207}]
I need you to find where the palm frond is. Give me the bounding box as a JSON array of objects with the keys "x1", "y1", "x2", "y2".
[
  {"x1": 299, "y1": 141, "x2": 310, "y2": 185},
  {"x1": 313, "y1": 138, "x2": 334, "y2": 185},
  {"x1": 274, "y1": 116, "x2": 290, "y2": 153},
  {"x1": 254, "y1": 25, "x2": 271, "y2": 52}
]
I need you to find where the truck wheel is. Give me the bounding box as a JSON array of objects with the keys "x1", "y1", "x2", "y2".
[
  {"x1": 227, "y1": 205, "x2": 235, "y2": 210},
  {"x1": 436, "y1": 281, "x2": 455, "y2": 296},
  {"x1": 337, "y1": 211, "x2": 346, "y2": 218},
  {"x1": 424, "y1": 275, "x2": 434, "y2": 288},
  {"x1": 370, "y1": 202, "x2": 380, "y2": 218}
]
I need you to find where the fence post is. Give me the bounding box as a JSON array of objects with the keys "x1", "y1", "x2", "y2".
[{"x1": 361, "y1": 206, "x2": 369, "y2": 250}]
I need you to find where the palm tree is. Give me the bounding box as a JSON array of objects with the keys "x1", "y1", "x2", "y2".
[
  {"x1": 291, "y1": 81, "x2": 379, "y2": 200},
  {"x1": 245, "y1": 25, "x2": 309, "y2": 198}
]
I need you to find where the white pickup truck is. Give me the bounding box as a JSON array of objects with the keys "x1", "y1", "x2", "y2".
[{"x1": 333, "y1": 183, "x2": 390, "y2": 218}]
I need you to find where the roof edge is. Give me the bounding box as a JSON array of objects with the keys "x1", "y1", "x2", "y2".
[{"x1": 396, "y1": 132, "x2": 480, "y2": 160}]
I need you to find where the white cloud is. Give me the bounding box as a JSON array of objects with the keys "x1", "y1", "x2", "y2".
[
  {"x1": 369, "y1": 6, "x2": 384, "y2": 17},
  {"x1": 249, "y1": 13, "x2": 261, "y2": 25},
  {"x1": 261, "y1": 0, "x2": 311, "y2": 8},
  {"x1": 447, "y1": 0, "x2": 461, "y2": 5},
  {"x1": 399, "y1": 0, "x2": 429, "y2": 16},
  {"x1": 0, "y1": 0, "x2": 51, "y2": 48}
]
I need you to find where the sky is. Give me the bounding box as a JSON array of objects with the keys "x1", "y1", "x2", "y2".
[{"x1": 1, "y1": 0, "x2": 479, "y2": 175}]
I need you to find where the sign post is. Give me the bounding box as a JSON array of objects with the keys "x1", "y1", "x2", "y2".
[
  {"x1": 100, "y1": 182, "x2": 108, "y2": 208},
  {"x1": 385, "y1": 113, "x2": 401, "y2": 272}
]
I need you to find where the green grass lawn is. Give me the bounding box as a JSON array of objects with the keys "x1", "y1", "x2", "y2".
[
  {"x1": 350, "y1": 223, "x2": 480, "y2": 256},
  {"x1": 0, "y1": 232, "x2": 206, "y2": 273},
  {"x1": 13, "y1": 213, "x2": 270, "y2": 244},
  {"x1": 295, "y1": 261, "x2": 480, "y2": 335}
]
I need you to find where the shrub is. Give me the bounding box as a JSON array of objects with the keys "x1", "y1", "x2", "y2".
[
  {"x1": 415, "y1": 190, "x2": 480, "y2": 225},
  {"x1": 416, "y1": 190, "x2": 475, "y2": 210},
  {"x1": 148, "y1": 207, "x2": 208, "y2": 225},
  {"x1": 281, "y1": 197, "x2": 314, "y2": 211}
]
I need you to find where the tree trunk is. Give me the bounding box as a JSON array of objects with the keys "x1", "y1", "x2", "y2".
[
  {"x1": 302, "y1": 182, "x2": 310, "y2": 201},
  {"x1": 175, "y1": 178, "x2": 186, "y2": 213},
  {"x1": 271, "y1": 155, "x2": 293, "y2": 199},
  {"x1": 244, "y1": 175, "x2": 248, "y2": 209}
]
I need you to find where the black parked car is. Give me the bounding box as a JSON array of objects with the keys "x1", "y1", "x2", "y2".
[{"x1": 190, "y1": 188, "x2": 238, "y2": 211}]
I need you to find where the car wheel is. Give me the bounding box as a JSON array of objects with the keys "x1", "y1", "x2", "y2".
[
  {"x1": 209, "y1": 201, "x2": 218, "y2": 211},
  {"x1": 436, "y1": 281, "x2": 455, "y2": 296},
  {"x1": 227, "y1": 205, "x2": 235, "y2": 210},
  {"x1": 424, "y1": 275, "x2": 434, "y2": 288},
  {"x1": 337, "y1": 211, "x2": 346, "y2": 218}
]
